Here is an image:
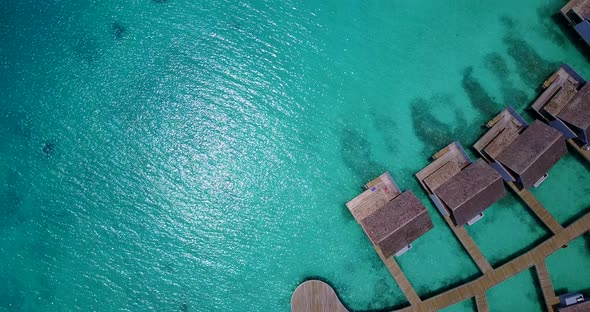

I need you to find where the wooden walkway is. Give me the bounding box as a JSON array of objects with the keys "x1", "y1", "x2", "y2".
[
  {"x1": 376, "y1": 248, "x2": 422, "y2": 306},
  {"x1": 290, "y1": 211, "x2": 590, "y2": 312},
  {"x1": 507, "y1": 182, "x2": 564, "y2": 235},
  {"x1": 443, "y1": 215, "x2": 493, "y2": 274},
  {"x1": 475, "y1": 294, "x2": 489, "y2": 312},
  {"x1": 536, "y1": 260, "x2": 559, "y2": 312},
  {"x1": 568, "y1": 139, "x2": 590, "y2": 163},
  {"x1": 395, "y1": 211, "x2": 590, "y2": 312}
]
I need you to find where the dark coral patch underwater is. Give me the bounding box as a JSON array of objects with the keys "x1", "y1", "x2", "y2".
[
  {"x1": 42, "y1": 142, "x2": 55, "y2": 157},
  {"x1": 339, "y1": 127, "x2": 385, "y2": 183},
  {"x1": 500, "y1": 16, "x2": 559, "y2": 88},
  {"x1": 410, "y1": 97, "x2": 465, "y2": 156},
  {"x1": 462, "y1": 66, "x2": 502, "y2": 117},
  {"x1": 1, "y1": 109, "x2": 32, "y2": 139},
  {"x1": 112, "y1": 22, "x2": 126, "y2": 40},
  {"x1": 484, "y1": 53, "x2": 510, "y2": 80},
  {"x1": 1, "y1": 169, "x2": 23, "y2": 224},
  {"x1": 484, "y1": 53, "x2": 529, "y2": 110}
]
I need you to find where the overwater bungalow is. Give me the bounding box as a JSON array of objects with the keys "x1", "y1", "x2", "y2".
[
  {"x1": 474, "y1": 108, "x2": 567, "y2": 190},
  {"x1": 531, "y1": 65, "x2": 590, "y2": 151},
  {"x1": 345, "y1": 172, "x2": 433, "y2": 257},
  {"x1": 561, "y1": 0, "x2": 590, "y2": 45},
  {"x1": 415, "y1": 142, "x2": 505, "y2": 226}
]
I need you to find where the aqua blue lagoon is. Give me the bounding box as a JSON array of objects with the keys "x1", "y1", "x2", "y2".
[{"x1": 1, "y1": 0, "x2": 590, "y2": 311}]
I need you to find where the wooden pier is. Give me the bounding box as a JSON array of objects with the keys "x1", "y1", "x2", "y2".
[
  {"x1": 396, "y1": 211, "x2": 590, "y2": 312},
  {"x1": 375, "y1": 248, "x2": 422, "y2": 306},
  {"x1": 536, "y1": 260, "x2": 559, "y2": 312},
  {"x1": 291, "y1": 211, "x2": 590, "y2": 312},
  {"x1": 475, "y1": 293, "x2": 489, "y2": 312},
  {"x1": 507, "y1": 182, "x2": 564, "y2": 235},
  {"x1": 443, "y1": 215, "x2": 493, "y2": 274}
]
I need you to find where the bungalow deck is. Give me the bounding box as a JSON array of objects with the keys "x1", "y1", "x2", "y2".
[
  {"x1": 473, "y1": 108, "x2": 567, "y2": 190},
  {"x1": 415, "y1": 142, "x2": 471, "y2": 218},
  {"x1": 531, "y1": 65, "x2": 590, "y2": 163},
  {"x1": 561, "y1": 0, "x2": 590, "y2": 45}
]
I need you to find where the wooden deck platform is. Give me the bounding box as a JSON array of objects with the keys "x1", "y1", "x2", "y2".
[
  {"x1": 531, "y1": 66, "x2": 581, "y2": 115},
  {"x1": 530, "y1": 66, "x2": 590, "y2": 163},
  {"x1": 345, "y1": 172, "x2": 400, "y2": 221},
  {"x1": 507, "y1": 182, "x2": 564, "y2": 235},
  {"x1": 561, "y1": 0, "x2": 590, "y2": 22},
  {"x1": 536, "y1": 260, "x2": 559, "y2": 312},
  {"x1": 291, "y1": 280, "x2": 347, "y2": 312},
  {"x1": 473, "y1": 108, "x2": 527, "y2": 160},
  {"x1": 443, "y1": 215, "x2": 493, "y2": 274},
  {"x1": 415, "y1": 142, "x2": 470, "y2": 194}
]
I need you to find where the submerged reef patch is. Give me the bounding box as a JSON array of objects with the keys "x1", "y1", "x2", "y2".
[
  {"x1": 410, "y1": 97, "x2": 458, "y2": 155},
  {"x1": 461, "y1": 66, "x2": 501, "y2": 117},
  {"x1": 180, "y1": 302, "x2": 189, "y2": 312},
  {"x1": 499, "y1": 86, "x2": 529, "y2": 111},
  {"x1": 504, "y1": 35, "x2": 559, "y2": 87},
  {"x1": 536, "y1": 6, "x2": 568, "y2": 47},
  {"x1": 370, "y1": 111, "x2": 399, "y2": 154},
  {"x1": 42, "y1": 142, "x2": 55, "y2": 157},
  {"x1": 484, "y1": 53, "x2": 530, "y2": 109},
  {"x1": 501, "y1": 17, "x2": 559, "y2": 88},
  {"x1": 112, "y1": 22, "x2": 126, "y2": 40},
  {"x1": 500, "y1": 16, "x2": 517, "y2": 30},
  {"x1": 2, "y1": 186, "x2": 21, "y2": 219},
  {"x1": 0, "y1": 277, "x2": 24, "y2": 311},
  {"x1": 2, "y1": 169, "x2": 22, "y2": 219},
  {"x1": 1, "y1": 109, "x2": 32, "y2": 139},
  {"x1": 72, "y1": 33, "x2": 101, "y2": 64},
  {"x1": 370, "y1": 277, "x2": 396, "y2": 310},
  {"x1": 339, "y1": 127, "x2": 385, "y2": 182},
  {"x1": 484, "y1": 53, "x2": 509, "y2": 80}
]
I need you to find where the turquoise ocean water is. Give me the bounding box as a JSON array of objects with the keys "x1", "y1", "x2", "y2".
[{"x1": 1, "y1": 0, "x2": 590, "y2": 311}]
